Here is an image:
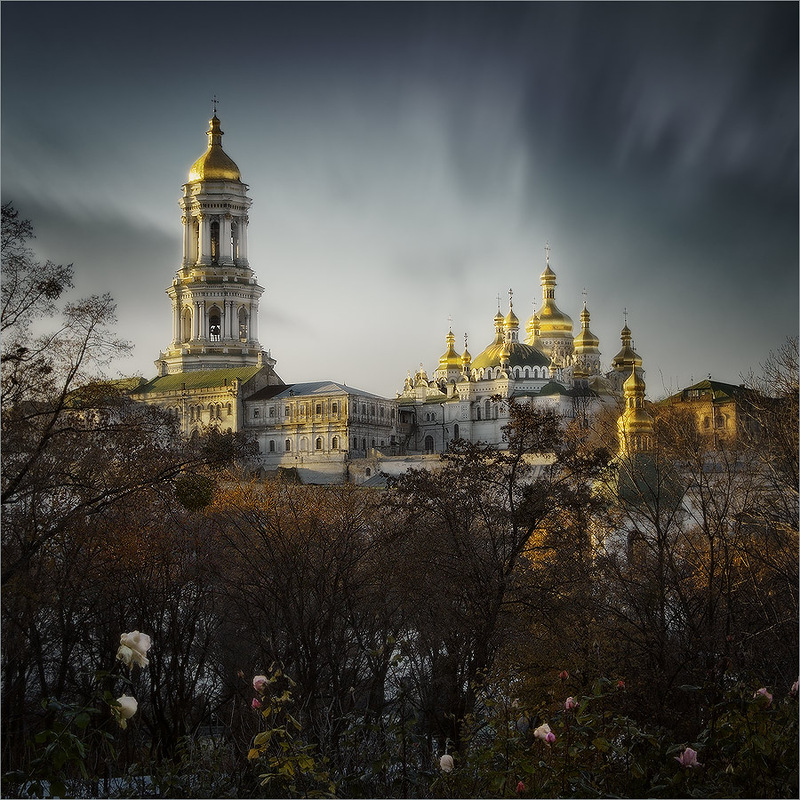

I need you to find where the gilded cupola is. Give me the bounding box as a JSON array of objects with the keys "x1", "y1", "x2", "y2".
[
  {"x1": 438, "y1": 329, "x2": 462, "y2": 371},
  {"x1": 188, "y1": 115, "x2": 242, "y2": 182},
  {"x1": 617, "y1": 364, "x2": 654, "y2": 455},
  {"x1": 537, "y1": 251, "x2": 573, "y2": 336},
  {"x1": 611, "y1": 322, "x2": 642, "y2": 373}
]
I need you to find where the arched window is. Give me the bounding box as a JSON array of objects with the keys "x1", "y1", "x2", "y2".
[
  {"x1": 300, "y1": 438, "x2": 308, "y2": 452},
  {"x1": 331, "y1": 402, "x2": 338, "y2": 415},
  {"x1": 181, "y1": 307, "x2": 192, "y2": 343},
  {"x1": 315, "y1": 403, "x2": 322, "y2": 415},
  {"x1": 208, "y1": 307, "x2": 222, "y2": 341},
  {"x1": 315, "y1": 437, "x2": 323, "y2": 450},
  {"x1": 476, "y1": 406, "x2": 481, "y2": 420},
  {"x1": 485, "y1": 400, "x2": 491, "y2": 418},
  {"x1": 285, "y1": 439, "x2": 292, "y2": 452},
  {"x1": 524, "y1": 368, "x2": 530, "y2": 378},
  {"x1": 269, "y1": 440, "x2": 275, "y2": 452},
  {"x1": 424, "y1": 435, "x2": 434, "y2": 453},
  {"x1": 454, "y1": 423, "x2": 460, "y2": 440},
  {"x1": 253, "y1": 407, "x2": 260, "y2": 419},
  {"x1": 227, "y1": 403, "x2": 232, "y2": 416},
  {"x1": 353, "y1": 437, "x2": 358, "y2": 450},
  {"x1": 365, "y1": 468, "x2": 372, "y2": 478},
  {"x1": 362, "y1": 438, "x2": 367, "y2": 450},
  {"x1": 332, "y1": 436, "x2": 339, "y2": 449},
  {"x1": 238, "y1": 308, "x2": 248, "y2": 342}
]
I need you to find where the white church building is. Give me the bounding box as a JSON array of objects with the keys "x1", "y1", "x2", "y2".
[{"x1": 132, "y1": 113, "x2": 644, "y2": 483}]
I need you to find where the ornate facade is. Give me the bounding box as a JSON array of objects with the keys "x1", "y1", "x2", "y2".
[{"x1": 132, "y1": 113, "x2": 664, "y2": 482}]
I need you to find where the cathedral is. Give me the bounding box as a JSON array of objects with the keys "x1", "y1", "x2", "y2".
[{"x1": 132, "y1": 113, "x2": 651, "y2": 484}]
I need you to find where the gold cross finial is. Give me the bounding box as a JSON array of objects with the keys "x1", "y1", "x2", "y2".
[
  {"x1": 496, "y1": 293, "x2": 502, "y2": 311},
  {"x1": 623, "y1": 307, "x2": 628, "y2": 326},
  {"x1": 212, "y1": 95, "x2": 219, "y2": 115},
  {"x1": 508, "y1": 287, "x2": 513, "y2": 308},
  {"x1": 545, "y1": 241, "x2": 551, "y2": 265},
  {"x1": 464, "y1": 332, "x2": 468, "y2": 349},
  {"x1": 448, "y1": 314, "x2": 453, "y2": 330}
]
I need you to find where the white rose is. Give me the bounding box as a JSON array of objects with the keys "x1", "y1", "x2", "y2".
[
  {"x1": 117, "y1": 631, "x2": 151, "y2": 669},
  {"x1": 533, "y1": 722, "x2": 552, "y2": 740},
  {"x1": 439, "y1": 754, "x2": 454, "y2": 773},
  {"x1": 114, "y1": 694, "x2": 138, "y2": 729}
]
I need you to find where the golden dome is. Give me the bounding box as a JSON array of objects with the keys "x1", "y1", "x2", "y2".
[
  {"x1": 504, "y1": 306, "x2": 519, "y2": 330},
  {"x1": 188, "y1": 116, "x2": 242, "y2": 182},
  {"x1": 471, "y1": 340, "x2": 550, "y2": 371},
  {"x1": 624, "y1": 366, "x2": 647, "y2": 394},
  {"x1": 612, "y1": 323, "x2": 642, "y2": 371},
  {"x1": 438, "y1": 329, "x2": 461, "y2": 370},
  {"x1": 574, "y1": 303, "x2": 599, "y2": 350},
  {"x1": 538, "y1": 301, "x2": 573, "y2": 333}
]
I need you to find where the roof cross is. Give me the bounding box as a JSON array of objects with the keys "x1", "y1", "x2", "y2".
[{"x1": 212, "y1": 94, "x2": 219, "y2": 114}]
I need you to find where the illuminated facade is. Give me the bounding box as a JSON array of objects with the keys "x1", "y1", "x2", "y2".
[
  {"x1": 133, "y1": 114, "x2": 284, "y2": 434},
  {"x1": 132, "y1": 114, "x2": 665, "y2": 481},
  {"x1": 395, "y1": 251, "x2": 643, "y2": 451}
]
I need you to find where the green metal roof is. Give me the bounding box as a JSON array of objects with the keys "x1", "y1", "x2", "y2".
[{"x1": 132, "y1": 366, "x2": 264, "y2": 395}]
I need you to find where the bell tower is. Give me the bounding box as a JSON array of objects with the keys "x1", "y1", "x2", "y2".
[{"x1": 156, "y1": 113, "x2": 275, "y2": 374}]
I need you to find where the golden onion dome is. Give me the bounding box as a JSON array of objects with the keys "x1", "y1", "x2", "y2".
[
  {"x1": 624, "y1": 366, "x2": 647, "y2": 395},
  {"x1": 574, "y1": 303, "x2": 599, "y2": 349},
  {"x1": 438, "y1": 329, "x2": 461, "y2": 369},
  {"x1": 188, "y1": 116, "x2": 242, "y2": 182},
  {"x1": 537, "y1": 301, "x2": 573, "y2": 333},
  {"x1": 504, "y1": 306, "x2": 519, "y2": 330}
]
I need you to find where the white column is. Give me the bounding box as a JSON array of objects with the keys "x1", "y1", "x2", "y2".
[
  {"x1": 198, "y1": 302, "x2": 206, "y2": 340},
  {"x1": 172, "y1": 301, "x2": 180, "y2": 345},
  {"x1": 192, "y1": 302, "x2": 199, "y2": 340},
  {"x1": 239, "y1": 215, "x2": 249, "y2": 263},
  {"x1": 228, "y1": 300, "x2": 236, "y2": 339},
  {"x1": 221, "y1": 214, "x2": 232, "y2": 263},
  {"x1": 198, "y1": 214, "x2": 210, "y2": 264},
  {"x1": 181, "y1": 216, "x2": 191, "y2": 266},
  {"x1": 250, "y1": 300, "x2": 258, "y2": 343}
]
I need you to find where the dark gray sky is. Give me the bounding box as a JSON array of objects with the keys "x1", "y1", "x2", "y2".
[{"x1": 2, "y1": 2, "x2": 797, "y2": 398}]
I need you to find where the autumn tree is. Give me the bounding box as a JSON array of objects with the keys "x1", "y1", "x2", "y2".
[{"x1": 382, "y1": 400, "x2": 611, "y2": 754}]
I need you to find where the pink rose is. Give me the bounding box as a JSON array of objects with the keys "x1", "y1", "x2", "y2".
[
  {"x1": 754, "y1": 687, "x2": 773, "y2": 706},
  {"x1": 564, "y1": 696, "x2": 578, "y2": 711},
  {"x1": 674, "y1": 747, "x2": 701, "y2": 768},
  {"x1": 545, "y1": 731, "x2": 556, "y2": 744},
  {"x1": 558, "y1": 670, "x2": 569, "y2": 681},
  {"x1": 251, "y1": 697, "x2": 262, "y2": 709},
  {"x1": 516, "y1": 780, "x2": 525, "y2": 793},
  {"x1": 617, "y1": 680, "x2": 625, "y2": 690},
  {"x1": 790, "y1": 680, "x2": 798, "y2": 698},
  {"x1": 253, "y1": 674, "x2": 268, "y2": 693}
]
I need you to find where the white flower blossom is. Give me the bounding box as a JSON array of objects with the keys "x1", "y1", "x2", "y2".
[
  {"x1": 116, "y1": 631, "x2": 151, "y2": 669},
  {"x1": 439, "y1": 754, "x2": 454, "y2": 773},
  {"x1": 113, "y1": 694, "x2": 138, "y2": 729},
  {"x1": 533, "y1": 723, "x2": 552, "y2": 740}
]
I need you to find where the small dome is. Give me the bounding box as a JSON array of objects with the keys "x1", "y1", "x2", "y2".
[
  {"x1": 188, "y1": 116, "x2": 242, "y2": 182},
  {"x1": 624, "y1": 367, "x2": 646, "y2": 394},
  {"x1": 438, "y1": 330, "x2": 461, "y2": 370}
]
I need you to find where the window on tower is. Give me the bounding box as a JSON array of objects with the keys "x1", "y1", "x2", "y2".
[
  {"x1": 239, "y1": 308, "x2": 248, "y2": 342},
  {"x1": 209, "y1": 313, "x2": 221, "y2": 341}
]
